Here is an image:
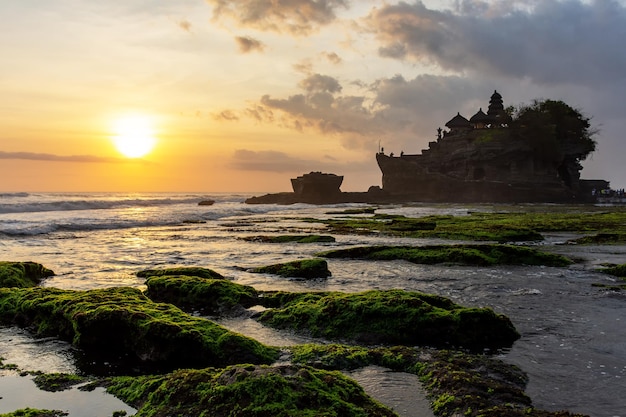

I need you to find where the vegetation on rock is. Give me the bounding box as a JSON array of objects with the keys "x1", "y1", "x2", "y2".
[
  {"x1": 137, "y1": 266, "x2": 224, "y2": 280},
  {"x1": 32, "y1": 373, "x2": 86, "y2": 392},
  {"x1": 313, "y1": 208, "x2": 626, "y2": 242},
  {"x1": 317, "y1": 244, "x2": 572, "y2": 267},
  {"x1": 144, "y1": 276, "x2": 258, "y2": 315},
  {"x1": 289, "y1": 344, "x2": 587, "y2": 417},
  {"x1": 242, "y1": 234, "x2": 336, "y2": 243},
  {"x1": 0, "y1": 409, "x2": 68, "y2": 417},
  {"x1": 251, "y1": 258, "x2": 331, "y2": 279},
  {"x1": 98, "y1": 364, "x2": 397, "y2": 417},
  {"x1": 598, "y1": 264, "x2": 626, "y2": 278},
  {"x1": 0, "y1": 287, "x2": 278, "y2": 370},
  {"x1": 567, "y1": 233, "x2": 626, "y2": 245},
  {"x1": 0, "y1": 262, "x2": 54, "y2": 288},
  {"x1": 256, "y1": 289, "x2": 520, "y2": 350}
]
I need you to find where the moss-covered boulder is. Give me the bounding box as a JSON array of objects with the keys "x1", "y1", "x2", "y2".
[
  {"x1": 243, "y1": 234, "x2": 336, "y2": 243},
  {"x1": 289, "y1": 344, "x2": 587, "y2": 417},
  {"x1": 0, "y1": 262, "x2": 54, "y2": 288},
  {"x1": 144, "y1": 276, "x2": 258, "y2": 315},
  {"x1": 598, "y1": 263, "x2": 626, "y2": 277},
  {"x1": 251, "y1": 258, "x2": 331, "y2": 279},
  {"x1": 567, "y1": 232, "x2": 626, "y2": 245},
  {"x1": 256, "y1": 289, "x2": 520, "y2": 350},
  {"x1": 0, "y1": 287, "x2": 277, "y2": 369},
  {"x1": 137, "y1": 266, "x2": 224, "y2": 280},
  {"x1": 100, "y1": 364, "x2": 397, "y2": 417},
  {"x1": 0, "y1": 409, "x2": 68, "y2": 417},
  {"x1": 318, "y1": 244, "x2": 572, "y2": 267}
]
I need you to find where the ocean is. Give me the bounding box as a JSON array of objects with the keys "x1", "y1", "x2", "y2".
[{"x1": 0, "y1": 192, "x2": 625, "y2": 416}]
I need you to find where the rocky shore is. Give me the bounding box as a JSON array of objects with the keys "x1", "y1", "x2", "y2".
[{"x1": 0, "y1": 260, "x2": 601, "y2": 416}]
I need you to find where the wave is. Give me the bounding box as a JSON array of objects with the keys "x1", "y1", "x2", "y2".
[
  {"x1": 0, "y1": 195, "x2": 227, "y2": 214},
  {"x1": 0, "y1": 192, "x2": 30, "y2": 198}
]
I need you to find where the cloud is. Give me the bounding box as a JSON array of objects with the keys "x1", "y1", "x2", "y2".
[
  {"x1": 235, "y1": 35, "x2": 266, "y2": 53},
  {"x1": 321, "y1": 51, "x2": 342, "y2": 65},
  {"x1": 177, "y1": 19, "x2": 192, "y2": 32},
  {"x1": 230, "y1": 149, "x2": 320, "y2": 172},
  {"x1": 213, "y1": 109, "x2": 240, "y2": 121},
  {"x1": 206, "y1": 0, "x2": 348, "y2": 35},
  {"x1": 0, "y1": 151, "x2": 140, "y2": 164},
  {"x1": 298, "y1": 73, "x2": 342, "y2": 93},
  {"x1": 230, "y1": 148, "x2": 372, "y2": 174},
  {"x1": 365, "y1": 0, "x2": 626, "y2": 87}
]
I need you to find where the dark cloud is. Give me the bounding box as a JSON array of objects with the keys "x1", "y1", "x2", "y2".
[
  {"x1": 207, "y1": 0, "x2": 348, "y2": 35},
  {"x1": 298, "y1": 74, "x2": 342, "y2": 93},
  {"x1": 0, "y1": 151, "x2": 133, "y2": 163},
  {"x1": 365, "y1": 0, "x2": 626, "y2": 86},
  {"x1": 213, "y1": 110, "x2": 240, "y2": 121},
  {"x1": 235, "y1": 35, "x2": 266, "y2": 53}
]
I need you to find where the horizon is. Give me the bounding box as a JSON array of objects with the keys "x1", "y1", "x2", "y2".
[{"x1": 2, "y1": 0, "x2": 625, "y2": 192}]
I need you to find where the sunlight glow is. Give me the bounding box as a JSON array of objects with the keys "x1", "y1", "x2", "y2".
[{"x1": 112, "y1": 115, "x2": 157, "y2": 158}]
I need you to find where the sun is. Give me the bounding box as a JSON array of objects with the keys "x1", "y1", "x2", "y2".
[{"x1": 111, "y1": 115, "x2": 157, "y2": 158}]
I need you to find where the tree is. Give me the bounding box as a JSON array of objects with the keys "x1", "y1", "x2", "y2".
[{"x1": 511, "y1": 99, "x2": 597, "y2": 188}]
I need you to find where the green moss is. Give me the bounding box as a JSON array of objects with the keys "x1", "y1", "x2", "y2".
[
  {"x1": 32, "y1": 373, "x2": 86, "y2": 392},
  {"x1": 318, "y1": 244, "x2": 572, "y2": 267},
  {"x1": 0, "y1": 409, "x2": 68, "y2": 417},
  {"x1": 0, "y1": 287, "x2": 278, "y2": 369},
  {"x1": 251, "y1": 258, "x2": 331, "y2": 279},
  {"x1": 288, "y1": 344, "x2": 583, "y2": 417},
  {"x1": 100, "y1": 364, "x2": 397, "y2": 417},
  {"x1": 257, "y1": 289, "x2": 520, "y2": 350},
  {"x1": 243, "y1": 235, "x2": 336, "y2": 243},
  {"x1": 0, "y1": 262, "x2": 54, "y2": 288},
  {"x1": 313, "y1": 208, "x2": 626, "y2": 243},
  {"x1": 137, "y1": 266, "x2": 224, "y2": 280},
  {"x1": 598, "y1": 263, "x2": 626, "y2": 278},
  {"x1": 144, "y1": 276, "x2": 258, "y2": 315},
  {"x1": 325, "y1": 208, "x2": 377, "y2": 215},
  {"x1": 567, "y1": 232, "x2": 626, "y2": 245}
]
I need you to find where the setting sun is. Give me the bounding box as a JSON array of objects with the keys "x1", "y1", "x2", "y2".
[{"x1": 111, "y1": 115, "x2": 157, "y2": 158}]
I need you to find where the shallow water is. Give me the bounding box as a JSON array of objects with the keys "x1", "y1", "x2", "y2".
[{"x1": 1, "y1": 195, "x2": 625, "y2": 416}]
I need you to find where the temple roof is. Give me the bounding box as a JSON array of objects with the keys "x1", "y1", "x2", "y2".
[
  {"x1": 445, "y1": 112, "x2": 471, "y2": 128},
  {"x1": 470, "y1": 108, "x2": 489, "y2": 123}
]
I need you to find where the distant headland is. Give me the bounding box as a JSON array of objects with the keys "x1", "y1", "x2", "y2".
[{"x1": 246, "y1": 91, "x2": 614, "y2": 205}]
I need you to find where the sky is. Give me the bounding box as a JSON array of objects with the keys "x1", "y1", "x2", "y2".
[{"x1": 1, "y1": 0, "x2": 625, "y2": 193}]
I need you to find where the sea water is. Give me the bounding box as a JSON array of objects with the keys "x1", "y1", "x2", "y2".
[{"x1": 0, "y1": 192, "x2": 625, "y2": 417}]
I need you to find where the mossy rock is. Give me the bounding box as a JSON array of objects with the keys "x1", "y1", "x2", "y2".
[
  {"x1": 289, "y1": 344, "x2": 586, "y2": 417},
  {"x1": 567, "y1": 232, "x2": 626, "y2": 245},
  {"x1": 598, "y1": 263, "x2": 626, "y2": 277},
  {"x1": 243, "y1": 234, "x2": 336, "y2": 243},
  {"x1": 32, "y1": 373, "x2": 86, "y2": 392},
  {"x1": 317, "y1": 244, "x2": 572, "y2": 267},
  {"x1": 0, "y1": 262, "x2": 54, "y2": 288},
  {"x1": 0, "y1": 409, "x2": 68, "y2": 417},
  {"x1": 100, "y1": 364, "x2": 397, "y2": 417},
  {"x1": 251, "y1": 258, "x2": 331, "y2": 279},
  {"x1": 256, "y1": 289, "x2": 520, "y2": 350},
  {"x1": 137, "y1": 266, "x2": 224, "y2": 280},
  {"x1": 144, "y1": 276, "x2": 258, "y2": 315},
  {"x1": 0, "y1": 287, "x2": 277, "y2": 370}
]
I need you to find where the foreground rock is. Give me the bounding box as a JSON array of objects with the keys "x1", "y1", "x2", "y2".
[
  {"x1": 96, "y1": 364, "x2": 397, "y2": 417},
  {"x1": 317, "y1": 244, "x2": 572, "y2": 267},
  {"x1": 0, "y1": 287, "x2": 277, "y2": 370},
  {"x1": 290, "y1": 344, "x2": 588, "y2": 417},
  {"x1": 145, "y1": 276, "x2": 258, "y2": 315},
  {"x1": 137, "y1": 266, "x2": 225, "y2": 280},
  {"x1": 0, "y1": 262, "x2": 55, "y2": 288},
  {"x1": 251, "y1": 258, "x2": 332, "y2": 279},
  {"x1": 257, "y1": 289, "x2": 520, "y2": 351}
]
